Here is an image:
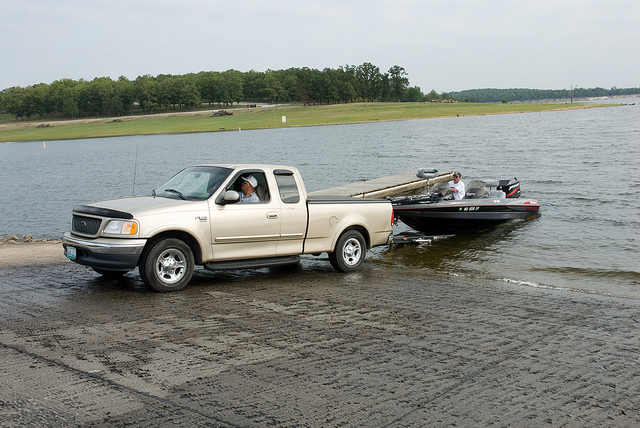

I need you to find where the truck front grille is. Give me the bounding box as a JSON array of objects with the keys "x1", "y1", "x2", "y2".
[{"x1": 72, "y1": 215, "x2": 102, "y2": 236}]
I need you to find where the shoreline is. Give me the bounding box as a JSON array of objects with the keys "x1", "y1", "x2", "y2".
[
  {"x1": 0, "y1": 102, "x2": 606, "y2": 143},
  {"x1": 0, "y1": 240, "x2": 67, "y2": 268}
]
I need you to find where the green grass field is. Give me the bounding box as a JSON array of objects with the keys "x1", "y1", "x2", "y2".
[{"x1": 0, "y1": 102, "x2": 602, "y2": 142}]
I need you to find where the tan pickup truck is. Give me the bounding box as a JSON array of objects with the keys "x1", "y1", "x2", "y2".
[{"x1": 62, "y1": 164, "x2": 394, "y2": 292}]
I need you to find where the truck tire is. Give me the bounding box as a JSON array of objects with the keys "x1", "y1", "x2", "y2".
[
  {"x1": 329, "y1": 230, "x2": 366, "y2": 272},
  {"x1": 139, "y1": 238, "x2": 194, "y2": 292}
]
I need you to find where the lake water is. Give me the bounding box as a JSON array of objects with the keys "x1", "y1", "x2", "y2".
[{"x1": 1, "y1": 99, "x2": 638, "y2": 297}]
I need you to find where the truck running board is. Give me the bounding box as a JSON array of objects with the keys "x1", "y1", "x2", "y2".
[{"x1": 203, "y1": 255, "x2": 301, "y2": 271}]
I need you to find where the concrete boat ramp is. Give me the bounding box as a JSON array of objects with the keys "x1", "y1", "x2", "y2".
[{"x1": 310, "y1": 170, "x2": 454, "y2": 199}]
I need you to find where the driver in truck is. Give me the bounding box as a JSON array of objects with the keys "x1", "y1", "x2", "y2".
[{"x1": 239, "y1": 175, "x2": 260, "y2": 203}]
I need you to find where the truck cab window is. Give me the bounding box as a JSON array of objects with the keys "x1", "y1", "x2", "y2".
[{"x1": 275, "y1": 172, "x2": 300, "y2": 204}]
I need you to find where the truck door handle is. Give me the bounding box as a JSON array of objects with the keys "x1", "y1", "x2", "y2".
[{"x1": 266, "y1": 212, "x2": 279, "y2": 219}]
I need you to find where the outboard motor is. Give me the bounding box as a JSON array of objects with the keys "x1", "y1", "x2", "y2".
[{"x1": 497, "y1": 178, "x2": 521, "y2": 198}]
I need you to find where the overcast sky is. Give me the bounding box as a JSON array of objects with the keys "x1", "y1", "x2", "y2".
[{"x1": 2, "y1": 0, "x2": 638, "y2": 92}]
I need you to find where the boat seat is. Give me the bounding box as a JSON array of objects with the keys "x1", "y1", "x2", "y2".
[
  {"x1": 465, "y1": 180, "x2": 490, "y2": 198},
  {"x1": 489, "y1": 190, "x2": 506, "y2": 198}
]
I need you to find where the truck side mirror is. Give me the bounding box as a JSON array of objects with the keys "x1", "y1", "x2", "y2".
[{"x1": 217, "y1": 190, "x2": 240, "y2": 205}]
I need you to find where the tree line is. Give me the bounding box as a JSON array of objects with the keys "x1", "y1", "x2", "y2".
[
  {"x1": 448, "y1": 87, "x2": 640, "y2": 103},
  {"x1": 0, "y1": 63, "x2": 428, "y2": 120},
  {"x1": 3, "y1": 63, "x2": 637, "y2": 120}
]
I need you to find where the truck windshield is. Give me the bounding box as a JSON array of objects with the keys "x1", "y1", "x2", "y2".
[{"x1": 154, "y1": 166, "x2": 232, "y2": 200}]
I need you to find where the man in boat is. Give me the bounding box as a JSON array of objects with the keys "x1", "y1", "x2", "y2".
[{"x1": 448, "y1": 171, "x2": 466, "y2": 200}]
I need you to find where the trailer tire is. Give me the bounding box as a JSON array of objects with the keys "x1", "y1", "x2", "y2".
[
  {"x1": 139, "y1": 238, "x2": 194, "y2": 292},
  {"x1": 329, "y1": 230, "x2": 366, "y2": 272}
]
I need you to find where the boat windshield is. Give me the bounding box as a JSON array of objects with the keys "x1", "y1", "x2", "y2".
[
  {"x1": 430, "y1": 180, "x2": 450, "y2": 195},
  {"x1": 154, "y1": 166, "x2": 232, "y2": 200}
]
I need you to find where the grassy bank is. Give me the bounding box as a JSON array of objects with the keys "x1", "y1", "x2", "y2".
[{"x1": 0, "y1": 102, "x2": 602, "y2": 142}]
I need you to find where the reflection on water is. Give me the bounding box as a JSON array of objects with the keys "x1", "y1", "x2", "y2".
[
  {"x1": 380, "y1": 217, "x2": 538, "y2": 271},
  {"x1": 1, "y1": 100, "x2": 639, "y2": 297}
]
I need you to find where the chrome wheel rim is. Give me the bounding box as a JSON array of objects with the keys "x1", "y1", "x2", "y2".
[
  {"x1": 155, "y1": 248, "x2": 187, "y2": 284},
  {"x1": 342, "y1": 237, "x2": 362, "y2": 266}
]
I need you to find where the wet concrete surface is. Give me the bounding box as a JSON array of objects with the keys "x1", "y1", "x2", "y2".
[{"x1": 1, "y1": 256, "x2": 639, "y2": 427}]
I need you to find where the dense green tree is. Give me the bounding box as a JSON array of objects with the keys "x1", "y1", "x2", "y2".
[
  {"x1": 242, "y1": 70, "x2": 264, "y2": 101},
  {"x1": 307, "y1": 69, "x2": 328, "y2": 103},
  {"x1": 1, "y1": 86, "x2": 28, "y2": 119},
  {"x1": 441, "y1": 92, "x2": 454, "y2": 101},
  {"x1": 77, "y1": 80, "x2": 100, "y2": 116},
  {"x1": 294, "y1": 67, "x2": 314, "y2": 103},
  {"x1": 75, "y1": 77, "x2": 121, "y2": 116},
  {"x1": 113, "y1": 76, "x2": 135, "y2": 115},
  {"x1": 321, "y1": 68, "x2": 341, "y2": 103},
  {"x1": 281, "y1": 73, "x2": 299, "y2": 102},
  {"x1": 25, "y1": 83, "x2": 53, "y2": 118},
  {"x1": 335, "y1": 66, "x2": 357, "y2": 103},
  {"x1": 61, "y1": 94, "x2": 79, "y2": 117},
  {"x1": 178, "y1": 75, "x2": 201, "y2": 109},
  {"x1": 258, "y1": 71, "x2": 284, "y2": 103},
  {"x1": 426, "y1": 89, "x2": 440, "y2": 101},
  {"x1": 338, "y1": 80, "x2": 357, "y2": 103},
  {"x1": 388, "y1": 65, "x2": 409, "y2": 101},
  {"x1": 93, "y1": 77, "x2": 118, "y2": 115},
  {"x1": 49, "y1": 79, "x2": 79, "y2": 117},
  {"x1": 197, "y1": 71, "x2": 222, "y2": 106},
  {"x1": 355, "y1": 62, "x2": 382, "y2": 101},
  {"x1": 402, "y1": 86, "x2": 425, "y2": 102},
  {"x1": 220, "y1": 70, "x2": 243, "y2": 105},
  {"x1": 380, "y1": 73, "x2": 391, "y2": 102},
  {"x1": 135, "y1": 75, "x2": 159, "y2": 114}
]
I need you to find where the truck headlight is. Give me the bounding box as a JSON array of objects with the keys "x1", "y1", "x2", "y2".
[{"x1": 104, "y1": 220, "x2": 138, "y2": 235}]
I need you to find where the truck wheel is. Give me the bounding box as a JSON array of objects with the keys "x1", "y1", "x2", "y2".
[
  {"x1": 329, "y1": 230, "x2": 366, "y2": 272},
  {"x1": 139, "y1": 238, "x2": 194, "y2": 292}
]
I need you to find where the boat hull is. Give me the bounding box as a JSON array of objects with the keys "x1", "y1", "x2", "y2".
[{"x1": 393, "y1": 199, "x2": 540, "y2": 234}]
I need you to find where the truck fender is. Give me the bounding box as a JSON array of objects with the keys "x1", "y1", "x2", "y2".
[{"x1": 141, "y1": 227, "x2": 206, "y2": 264}]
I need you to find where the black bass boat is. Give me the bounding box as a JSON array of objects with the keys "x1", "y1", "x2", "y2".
[{"x1": 390, "y1": 176, "x2": 540, "y2": 235}]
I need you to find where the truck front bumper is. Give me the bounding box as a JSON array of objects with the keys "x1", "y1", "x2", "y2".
[{"x1": 62, "y1": 233, "x2": 147, "y2": 271}]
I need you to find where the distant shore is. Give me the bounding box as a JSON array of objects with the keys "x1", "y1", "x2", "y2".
[
  {"x1": 510, "y1": 94, "x2": 640, "y2": 104},
  {"x1": 0, "y1": 101, "x2": 606, "y2": 143}
]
